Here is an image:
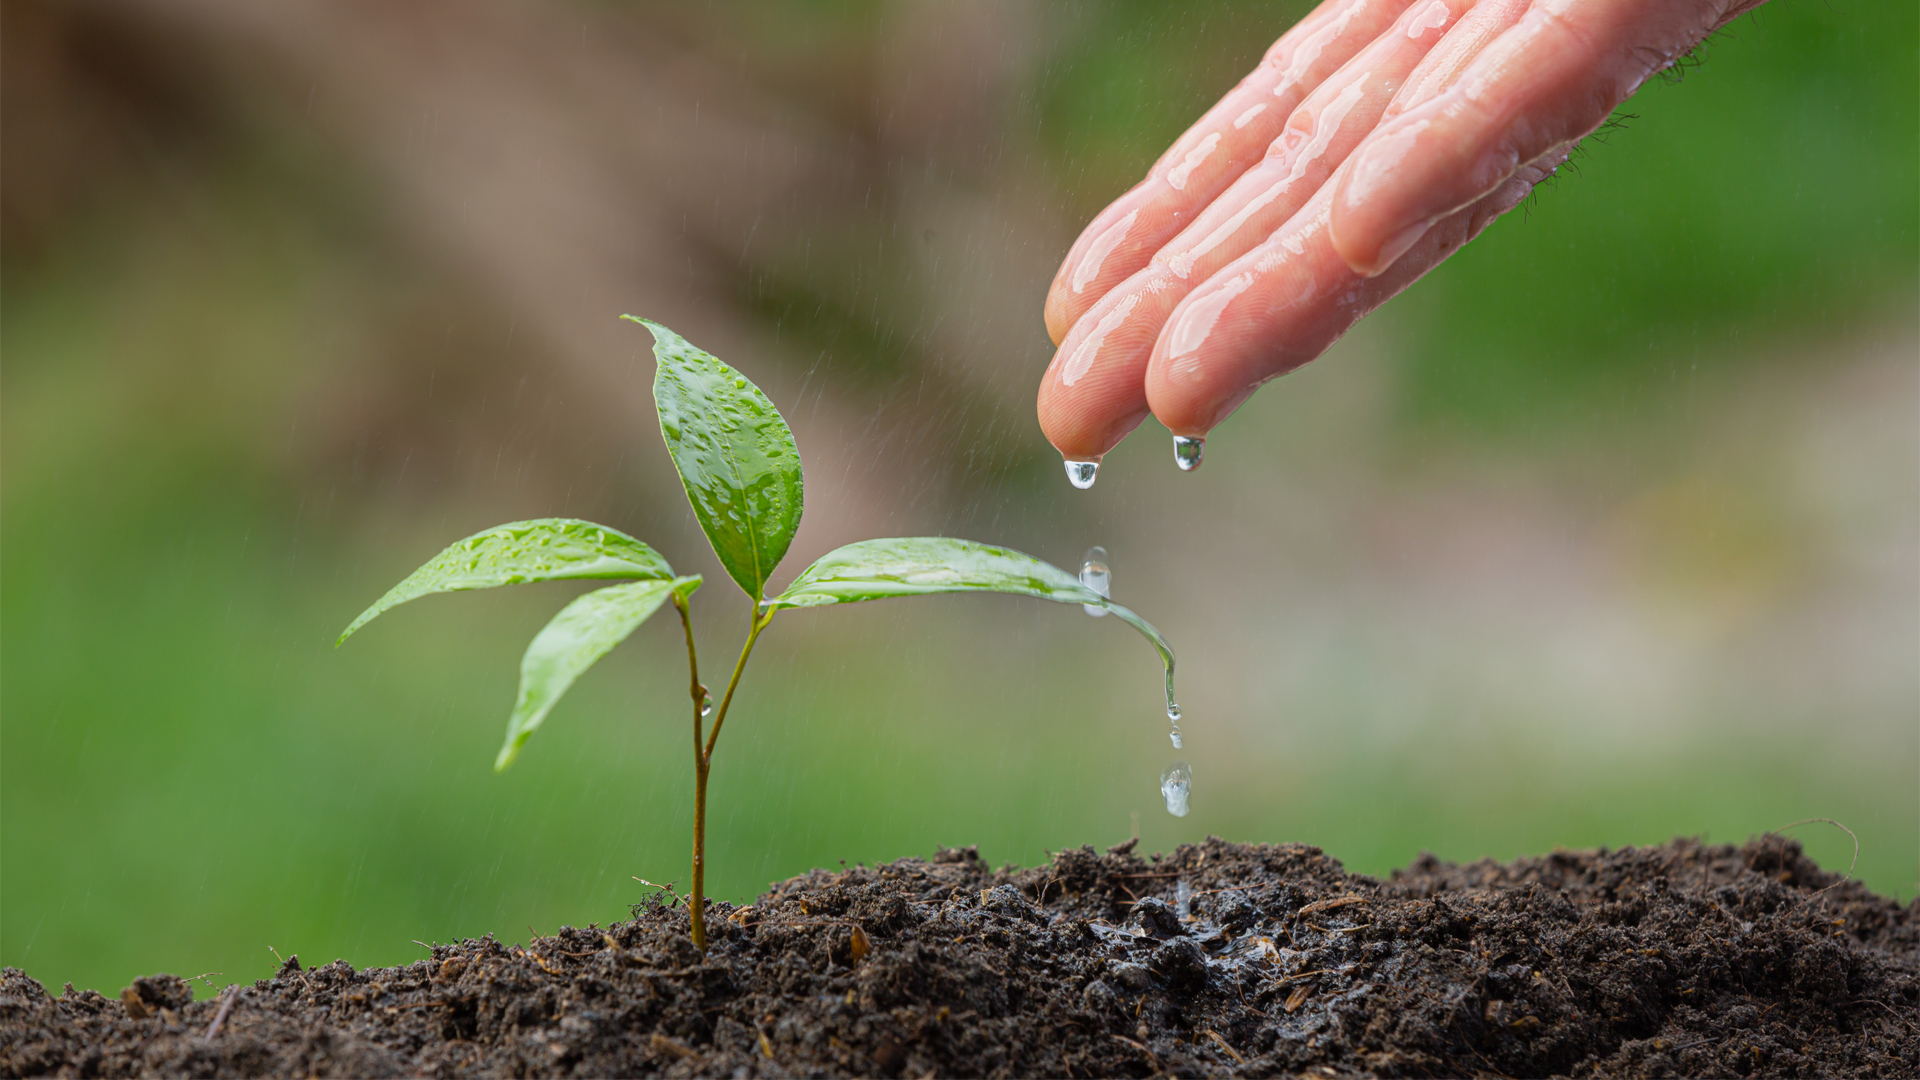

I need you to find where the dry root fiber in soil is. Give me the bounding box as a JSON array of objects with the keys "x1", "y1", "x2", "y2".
[{"x1": 3, "y1": 836, "x2": 1915, "y2": 1078}]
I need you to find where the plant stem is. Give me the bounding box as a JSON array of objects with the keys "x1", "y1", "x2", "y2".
[
  {"x1": 688, "y1": 601, "x2": 775, "y2": 952},
  {"x1": 675, "y1": 593, "x2": 707, "y2": 753}
]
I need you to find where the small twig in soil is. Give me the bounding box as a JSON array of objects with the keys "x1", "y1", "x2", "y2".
[
  {"x1": 650, "y1": 1032, "x2": 695, "y2": 1059},
  {"x1": 1769, "y1": 818, "x2": 1860, "y2": 897},
  {"x1": 1669, "y1": 1035, "x2": 1721, "y2": 1052},
  {"x1": 1297, "y1": 895, "x2": 1368, "y2": 915},
  {"x1": 266, "y1": 947, "x2": 314, "y2": 993},
  {"x1": 203, "y1": 987, "x2": 240, "y2": 1040},
  {"x1": 1204, "y1": 1029, "x2": 1247, "y2": 1064},
  {"x1": 1110, "y1": 1034, "x2": 1165, "y2": 1075},
  {"x1": 633, "y1": 877, "x2": 687, "y2": 905}
]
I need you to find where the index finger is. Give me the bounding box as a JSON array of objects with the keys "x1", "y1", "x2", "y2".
[{"x1": 1042, "y1": 0, "x2": 1420, "y2": 344}]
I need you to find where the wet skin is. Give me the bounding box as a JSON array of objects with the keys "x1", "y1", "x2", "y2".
[{"x1": 1038, "y1": 0, "x2": 1769, "y2": 466}]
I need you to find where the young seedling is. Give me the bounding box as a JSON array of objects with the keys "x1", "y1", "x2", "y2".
[{"x1": 339, "y1": 319, "x2": 1176, "y2": 950}]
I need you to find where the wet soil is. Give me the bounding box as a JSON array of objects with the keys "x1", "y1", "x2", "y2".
[{"x1": 4, "y1": 836, "x2": 1914, "y2": 1077}]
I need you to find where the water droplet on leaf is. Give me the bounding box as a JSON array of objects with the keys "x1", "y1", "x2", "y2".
[
  {"x1": 1079, "y1": 546, "x2": 1111, "y2": 617},
  {"x1": 1161, "y1": 761, "x2": 1191, "y2": 817},
  {"x1": 1173, "y1": 436, "x2": 1204, "y2": 472},
  {"x1": 1063, "y1": 460, "x2": 1099, "y2": 489}
]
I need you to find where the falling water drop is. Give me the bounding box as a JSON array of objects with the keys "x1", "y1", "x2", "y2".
[
  {"x1": 1079, "y1": 546, "x2": 1111, "y2": 617},
  {"x1": 1063, "y1": 459, "x2": 1100, "y2": 489},
  {"x1": 1175, "y1": 877, "x2": 1192, "y2": 920},
  {"x1": 1161, "y1": 761, "x2": 1191, "y2": 817},
  {"x1": 1172, "y1": 435, "x2": 1205, "y2": 471}
]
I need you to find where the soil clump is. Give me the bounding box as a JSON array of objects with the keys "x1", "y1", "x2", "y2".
[{"x1": 3, "y1": 835, "x2": 1914, "y2": 1077}]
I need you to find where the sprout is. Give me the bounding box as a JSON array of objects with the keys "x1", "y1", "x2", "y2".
[{"x1": 340, "y1": 318, "x2": 1176, "y2": 950}]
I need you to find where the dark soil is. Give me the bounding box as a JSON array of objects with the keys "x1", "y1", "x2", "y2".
[{"x1": 4, "y1": 836, "x2": 1915, "y2": 1077}]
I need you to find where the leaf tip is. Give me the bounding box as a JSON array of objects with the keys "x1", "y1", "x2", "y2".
[
  {"x1": 494, "y1": 742, "x2": 520, "y2": 772},
  {"x1": 335, "y1": 608, "x2": 378, "y2": 646},
  {"x1": 621, "y1": 314, "x2": 673, "y2": 345}
]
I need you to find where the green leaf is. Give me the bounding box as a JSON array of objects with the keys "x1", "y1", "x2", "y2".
[
  {"x1": 339, "y1": 519, "x2": 673, "y2": 644},
  {"x1": 496, "y1": 575, "x2": 702, "y2": 771},
  {"x1": 769, "y1": 536, "x2": 1175, "y2": 678},
  {"x1": 629, "y1": 316, "x2": 803, "y2": 600}
]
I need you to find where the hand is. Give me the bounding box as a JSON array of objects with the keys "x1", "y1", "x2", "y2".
[{"x1": 1038, "y1": 0, "x2": 1764, "y2": 474}]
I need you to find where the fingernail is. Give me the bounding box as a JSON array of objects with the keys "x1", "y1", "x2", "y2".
[
  {"x1": 1172, "y1": 435, "x2": 1204, "y2": 472},
  {"x1": 1362, "y1": 219, "x2": 1432, "y2": 278}
]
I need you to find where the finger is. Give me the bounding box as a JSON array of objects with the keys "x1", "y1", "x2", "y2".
[
  {"x1": 1038, "y1": 0, "x2": 1473, "y2": 459},
  {"x1": 1037, "y1": 268, "x2": 1184, "y2": 460},
  {"x1": 1042, "y1": 0, "x2": 1420, "y2": 344},
  {"x1": 1328, "y1": 0, "x2": 1729, "y2": 277},
  {"x1": 1382, "y1": 0, "x2": 1533, "y2": 119},
  {"x1": 1144, "y1": 143, "x2": 1573, "y2": 437}
]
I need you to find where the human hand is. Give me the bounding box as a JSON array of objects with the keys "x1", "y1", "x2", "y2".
[{"x1": 1038, "y1": 0, "x2": 1764, "y2": 481}]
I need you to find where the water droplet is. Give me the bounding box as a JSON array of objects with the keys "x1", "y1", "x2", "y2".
[
  {"x1": 1063, "y1": 459, "x2": 1100, "y2": 489},
  {"x1": 1079, "y1": 546, "x2": 1111, "y2": 617},
  {"x1": 700, "y1": 692, "x2": 714, "y2": 718},
  {"x1": 1173, "y1": 435, "x2": 1204, "y2": 471},
  {"x1": 1166, "y1": 698, "x2": 1183, "y2": 748},
  {"x1": 1161, "y1": 761, "x2": 1191, "y2": 817},
  {"x1": 1175, "y1": 877, "x2": 1192, "y2": 920}
]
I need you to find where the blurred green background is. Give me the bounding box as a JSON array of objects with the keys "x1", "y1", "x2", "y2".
[{"x1": 5, "y1": 0, "x2": 1914, "y2": 997}]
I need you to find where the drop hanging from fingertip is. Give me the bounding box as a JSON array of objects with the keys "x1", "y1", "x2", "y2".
[
  {"x1": 1173, "y1": 435, "x2": 1204, "y2": 472},
  {"x1": 1063, "y1": 459, "x2": 1100, "y2": 489}
]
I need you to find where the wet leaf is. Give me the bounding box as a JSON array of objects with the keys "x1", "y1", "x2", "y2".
[
  {"x1": 769, "y1": 537, "x2": 1174, "y2": 674},
  {"x1": 630, "y1": 317, "x2": 803, "y2": 600},
  {"x1": 339, "y1": 519, "x2": 674, "y2": 643},
  {"x1": 496, "y1": 575, "x2": 702, "y2": 770}
]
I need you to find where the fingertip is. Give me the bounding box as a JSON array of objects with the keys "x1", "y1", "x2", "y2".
[
  {"x1": 1331, "y1": 214, "x2": 1431, "y2": 278},
  {"x1": 1037, "y1": 389, "x2": 1149, "y2": 464},
  {"x1": 1043, "y1": 284, "x2": 1072, "y2": 346},
  {"x1": 1036, "y1": 342, "x2": 1151, "y2": 461}
]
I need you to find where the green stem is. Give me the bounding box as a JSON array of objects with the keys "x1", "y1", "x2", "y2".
[
  {"x1": 688, "y1": 601, "x2": 775, "y2": 952},
  {"x1": 675, "y1": 594, "x2": 707, "y2": 749},
  {"x1": 675, "y1": 594, "x2": 710, "y2": 951}
]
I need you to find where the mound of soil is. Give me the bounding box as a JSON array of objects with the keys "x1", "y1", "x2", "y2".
[{"x1": 3, "y1": 836, "x2": 1914, "y2": 1077}]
